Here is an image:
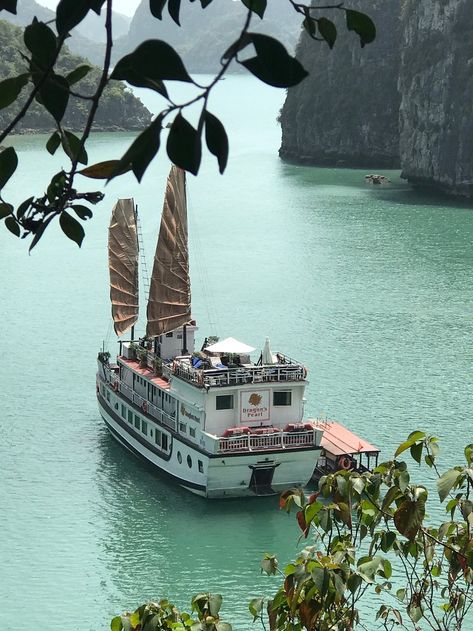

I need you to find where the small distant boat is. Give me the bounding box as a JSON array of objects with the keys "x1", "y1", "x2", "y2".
[
  {"x1": 365, "y1": 174, "x2": 391, "y2": 185},
  {"x1": 96, "y1": 166, "x2": 323, "y2": 498}
]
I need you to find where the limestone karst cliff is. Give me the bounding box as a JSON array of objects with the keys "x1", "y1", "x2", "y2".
[
  {"x1": 279, "y1": 1, "x2": 401, "y2": 168},
  {"x1": 399, "y1": 0, "x2": 473, "y2": 197}
]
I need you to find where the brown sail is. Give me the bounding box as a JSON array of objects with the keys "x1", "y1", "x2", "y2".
[
  {"x1": 146, "y1": 166, "x2": 191, "y2": 337},
  {"x1": 108, "y1": 198, "x2": 139, "y2": 336}
]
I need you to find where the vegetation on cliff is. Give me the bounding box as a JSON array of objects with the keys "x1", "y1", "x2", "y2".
[{"x1": 0, "y1": 19, "x2": 151, "y2": 133}]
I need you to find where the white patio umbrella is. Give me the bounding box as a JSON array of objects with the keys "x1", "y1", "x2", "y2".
[
  {"x1": 262, "y1": 337, "x2": 275, "y2": 365},
  {"x1": 204, "y1": 337, "x2": 255, "y2": 354}
]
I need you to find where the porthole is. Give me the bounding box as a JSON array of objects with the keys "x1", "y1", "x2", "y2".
[
  {"x1": 187, "y1": 455, "x2": 192, "y2": 468},
  {"x1": 177, "y1": 451, "x2": 182, "y2": 464}
]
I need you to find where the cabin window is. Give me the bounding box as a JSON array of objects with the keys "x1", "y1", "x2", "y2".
[
  {"x1": 179, "y1": 422, "x2": 187, "y2": 434},
  {"x1": 189, "y1": 427, "x2": 196, "y2": 438},
  {"x1": 155, "y1": 429, "x2": 162, "y2": 446},
  {"x1": 273, "y1": 391, "x2": 292, "y2": 406},
  {"x1": 198, "y1": 460, "x2": 204, "y2": 473},
  {"x1": 128, "y1": 410, "x2": 133, "y2": 423},
  {"x1": 187, "y1": 455, "x2": 192, "y2": 468},
  {"x1": 166, "y1": 332, "x2": 173, "y2": 338},
  {"x1": 121, "y1": 404, "x2": 126, "y2": 418},
  {"x1": 161, "y1": 434, "x2": 168, "y2": 451},
  {"x1": 216, "y1": 394, "x2": 234, "y2": 410},
  {"x1": 142, "y1": 420, "x2": 148, "y2": 435},
  {"x1": 101, "y1": 385, "x2": 105, "y2": 396},
  {"x1": 177, "y1": 451, "x2": 182, "y2": 464},
  {"x1": 134, "y1": 415, "x2": 140, "y2": 430},
  {"x1": 177, "y1": 333, "x2": 182, "y2": 339},
  {"x1": 106, "y1": 390, "x2": 110, "y2": 402}
]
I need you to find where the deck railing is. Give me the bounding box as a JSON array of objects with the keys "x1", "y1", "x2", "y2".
[
  {"x1": 218, "y1": 429, "x2": 319, "y2": 453},
  {"x1": 117, "y1": 380, "x2": 177, "y2": 431},
  {"x1": 165, "y1": 361, "x2": 307, "y2": 389}
]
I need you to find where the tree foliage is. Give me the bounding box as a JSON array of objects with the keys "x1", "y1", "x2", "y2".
[
  {"x1": 113, "y1": 432, "x2": 473, "y2": 630},
  {"x1": 0, "y1": 0, "x2": 375, "y2": 249}
]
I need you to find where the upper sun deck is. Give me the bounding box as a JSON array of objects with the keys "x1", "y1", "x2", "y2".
[{"x1": 163, "y1": 352, "x2": 307, "y2": 389}]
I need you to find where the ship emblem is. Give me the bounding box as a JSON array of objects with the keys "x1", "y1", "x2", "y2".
[{"x1": 248, "y1": 393, "x2": 262, "y2": 407}]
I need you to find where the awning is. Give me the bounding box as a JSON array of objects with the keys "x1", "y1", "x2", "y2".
[
  {"x1": 311, "y1": 420, "x2": 379, "y2": 456},
  {"x1": 204, "y1": 337, "x2": 255, "y2": 354}
]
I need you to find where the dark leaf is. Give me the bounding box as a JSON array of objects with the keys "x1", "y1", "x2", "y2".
[
  {"x1": 61, "y1": 131, "x2": 88, "y2": 165},
  {"x1": 79, "y1": 160, "x2": 131, "y2": 179},
  {"x1": 89, "y1": 0, "x2": 106, "y2": 13},
  {"x1": 0, "y1": 0, "x2": 17, "y2": 14},
  {"x1": 241, "y1": 0, "x2": 266, "y2": 19},
  {"x1": 149, "y1": 0, "x2": 167, "y2": 19},
  {"x1": 168, "y1": 0, "x2": 181, "y2": 25},
  {"x1": 317, "y1": 17, "x2": 337, "y2": 49},
  {"x1": 302, "y1": 17, "x2": 316, "y2": 39},
  {"x1": 394, "y1": 499, "x2": 425, "y2": 541},
  {"x1": 59, "y1": 210, "x2": 84, "y2": 246},
  {"x1": 110, "y1": 118, "x2": 162, "y2": 182},
  {"x1": 0, "y1": 146, "x2": 18, "y2": 189},
  {"x1": 46, "y1": 131, "x2": 61, "y2": 155},
  {"x1": 345, "y1": 9, "x2": 376, "y2": 47},
  {"x1": 117, "y1": 68, "x2": 168, "y2": 98},
  {"x1": 200, "y1": 0, "x2": 213, "y2": 6},
  {"x1": 47, "y1": 171, "x2": 67, "y2": 202},
  {"x1": 0, "y1": 73, "x2": 29, "y2": 110},
  {"x1": 71, "y1": 204, "x2": 92, "y2": 220},
  {"x1": 5, "y1": 215, "x2": 20, "y2": 236},
  {"x1": 410, "y1": 442, "x2": 423, "y2": 464},
  {"x1": 166, "y1": 113, "x2": 201, "y2": 175},
  {"x1": 66, "y1": 64, "x2": 92, "y2": 85},
  {"x1": 56, "y1": 0, "x2": 90, "y2": 35},
  {"x1": 204, "y1": 111, "x2": 228, "y2": 174},
  {"x1": 222, "y1": 33, "x2": 251, "y2": 61},
  {"x1": 39, "y1": 74, "x2": 69, "y2": 123},
  {"x1": 24, "y1": 20, "x2": 57, "y2": 67},
  {"x1": 240, "y1": 33, "x2": 308, "y2": 88},
  {"x1": 111, "y1": 40, "x2": 191, "y2": 83},
  {"x1": 0, "y1": 202, "x2": 13, "y2": 218},
  {"x1": 394, "y1": 431, "x2": 425, "y2": 457},
  {"x1": 16, "y1": 196, "x2": 33, "y2": 219}
]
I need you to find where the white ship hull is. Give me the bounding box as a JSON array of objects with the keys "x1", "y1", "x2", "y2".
[{"x1": 97, "y1": 384, "x2": 320, "y2": 499}]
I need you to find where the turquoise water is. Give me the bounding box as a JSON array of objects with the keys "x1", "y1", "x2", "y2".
[{"x1": 1, "y1": 76, "x2": 472, "y2": 629}]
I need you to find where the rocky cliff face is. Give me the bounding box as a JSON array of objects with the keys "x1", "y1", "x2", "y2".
[
  {"x1": 279, "y1": 1, "x2": 401, "y2": 168},
  {"x1": 399, "y1": 0, "x2": 473, "y2": 196}
]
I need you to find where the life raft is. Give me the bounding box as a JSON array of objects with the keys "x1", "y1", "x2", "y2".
[
  {"x1": 284, "y1": 422, "x2": 307, "y2": 433},
  {"x1": 338, "y1": 456, "x2": 352, "y2": 470},
  {"x1": 252, "y1": 426, "x2": 279, "y2": 435}
]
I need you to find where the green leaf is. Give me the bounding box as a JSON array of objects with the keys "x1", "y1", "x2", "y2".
[
  {"x1": 167, "y1": 0, "x2": 181, "y2": 25},
  {"x1": 5, "y1": 215, "x2": 20, "y2": 236},
  {"x1": 0, "y1": 202, "x2": 12, "y2": 218},
  {"x1": 46, "y1": 131, "x2": 61, "y2": 155},
  {"x1": 204, "y1": 111, "x2": 228, "y2": 174},
  {"x1": 56, "y1": 0, "x2": 90, "y2": 35},
  {"x1": 381, "y1": 530, "x2": 396, "y2": 552},
  {"x1": 0, "y1": 73, "x2": 29, "y2": 110},
  {"x1": 215, "y1": 624, "x2": 231, "y2": 631},
  {"x1": 240, "y1": 34, "x2": 308, "y2": 88},
  {"x1": 71, "y1": 204, "x2": 92, "y2": 220},
  {"x1": 150, "y1": 0, "x2": 167, "y2": 18},
  {"x1": 66, "y1": 64, "x2": 92, "y2": 85},
  {"x1": 110, "y1": 616, "x2": 123, "y2": 631},
  {"x1": 407, "y1": 604, "x2": 423, "y2": 623},
  {"x1": 357, "y1": 556, "x2": 382, "y2": 583},
  {"x1": 394, "y1": 431, "x2": 425, "y2": 457},
  {"x1": 111, "y1": 40, "x2": 192, "y2": 83},
  {"x1": 24, "y1": 19, "x2": 57, "y2": 67},
  {"x1": 0, "y1": 1, "x2": 17, "y2": 14},
  {"x1": 317, "y1": 17, "x2": 337, "y2": 49},
  {"x1": 167, "y1": 113, "x2": 201, "y2": 175},
  {"x1": 302, "y1": 17, "x2": 316, "y2": 39},
  {"x1": 208, "y1": 594, "x2": 222, "y2": 617},
  {"x1": 394, "y1": 499, "x2": 425, "y2": 541},
  {"x1": 0, "y1": 146, "x2": 18, "y2": 189},
  {"x1": 465, "y1": 444, "x2": 473, "y2": 465},
  {"x1": 241, "y1": 0, "x2": 266, "y2": 19},
  {"x1": 110, "y1": 118, "x2": 162, "y2": 182},
  {"x1": 249, "y1": 597, "x2": 264, "y2": 620},
  {"x1": 39, "y1": 74, "x2": 69, "y2": 123},
  {"x1": 79, "y1": 160, "x2": 131, "y2": 179},
  {"x1": 61, "y1": 131, "x2": 88, "y2": 165},
  {"x1": 410, "y1": 442, "x2": 423, "y2": 464},
  {"x1": 437, "y1": 469, "x2": 462, "y2": 503},
  {"x1": 59, "y1": 210, "x2": 84, "y2": 246},
  {"x1": 345, "y1": 9, "x2": 376, "y2": 47},
  {"x1": 381, "y1": 559, "x2": 392, "y2": 579},
  {"x1": 346, "y1": 573, "x2": 362, "y2": 594}
]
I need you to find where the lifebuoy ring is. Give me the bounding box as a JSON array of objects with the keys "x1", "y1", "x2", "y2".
[
  {"x1": 142, "y1": 401, "x2": 148, "y2": 413},
  {"x1": 339, "y1": 456, "x2": 351, "y2": 470},
  {"x1": 112, "y1": 381, "x2": 118, "y2": 392},
  {"x1": 303, "y1": 367, "x2": 308, "y2": 379}
]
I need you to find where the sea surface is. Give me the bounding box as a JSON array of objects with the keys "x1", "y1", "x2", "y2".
[{"x1": 1, "y1": 76, "x2": 472, "y2": 630}]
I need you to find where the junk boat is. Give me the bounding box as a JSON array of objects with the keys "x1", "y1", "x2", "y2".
[{"x1": 96, "y1": 166, "x2": 323, "y2": 498}]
